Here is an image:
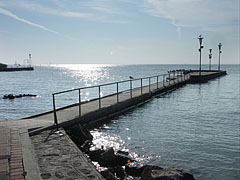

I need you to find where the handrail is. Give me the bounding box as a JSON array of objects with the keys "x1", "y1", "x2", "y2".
[
  {"x1": 52, "y1": 70, "x2": 189, "y2": 127},
  {"x1": 53, "y1": 73, "x2": 168, "y2": 95}
]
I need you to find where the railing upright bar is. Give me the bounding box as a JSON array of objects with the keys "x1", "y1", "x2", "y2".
[
  {"x1": 163, "y1": 75, "x2": 165, "y2": 87},
  {"x1": 169, "y1": 73, "x2": 171, "y2": 85},
  {"x1": 130, "y1": 80, "x2": 132, "y2": 98},
  {"x1": 98, "y1": 86, "x2": 101, "y2": 109},
  {"x1": 149, "y1": 77, "x2": 151, "y2": 92},
  {"x1": 141, "y1": 78, "x2": 143, "y2": 95},
  {"x1": 78, "y1": 89, "x2": 81, "y2": 118},
  {"x1": 117, "y1": 82, "x2": 119, "y2": 103},
  {"x1": 52, "y1": 94, "x2": 58, "y2": 129}
]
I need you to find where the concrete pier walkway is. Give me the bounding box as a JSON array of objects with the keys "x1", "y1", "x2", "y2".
[{"x1": 0, "y1": 70, "x2": 226, "y2": 180}]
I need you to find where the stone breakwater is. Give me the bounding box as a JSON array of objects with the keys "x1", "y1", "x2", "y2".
[
  {"x1": 3, "y1": 93, "x2": 37, "y2": 99},
  {"x1": 65, "y1": 123, "x2": 196, "y2": 180}
]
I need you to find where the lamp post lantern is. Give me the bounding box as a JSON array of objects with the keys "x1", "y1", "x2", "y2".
[
  {"x1": 198, "y1": 35, "x2": 204, "y2": 76},
  {"x1": 218, "y1": 43, "x2": 222, "y2": 71},
  {"x1": 209, "y1": 49, "x2": 212, "y2": 71}
]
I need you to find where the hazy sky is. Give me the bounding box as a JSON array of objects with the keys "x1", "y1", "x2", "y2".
[{"x1": 0, "y1": 0, "x2": 239, "y2": 64}]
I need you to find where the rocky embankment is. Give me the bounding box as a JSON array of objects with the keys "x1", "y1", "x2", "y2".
[
  {"x1": 65, "y1": 123, "x2": 195, "y2": 180},
  {"x1": 3, "y1": 94, "x2": 37, "y2": 99}
]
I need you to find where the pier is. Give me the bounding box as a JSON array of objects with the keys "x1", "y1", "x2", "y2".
[{"x1": 0, "y1": 70, "x2": 226, "y2": 180}]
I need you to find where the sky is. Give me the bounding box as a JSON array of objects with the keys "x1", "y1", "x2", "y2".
[{"x1": 0, "y1": 0, "x2": 239, "y2": 65}]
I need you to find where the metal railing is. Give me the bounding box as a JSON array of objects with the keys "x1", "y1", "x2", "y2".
[{"x1": 52, "y1": 70, "x2": 189, "y2": 126}]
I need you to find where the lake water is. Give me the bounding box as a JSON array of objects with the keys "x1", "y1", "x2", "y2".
[{"x1": 0, "y1": 64, "x2": 239, "y2": 179}]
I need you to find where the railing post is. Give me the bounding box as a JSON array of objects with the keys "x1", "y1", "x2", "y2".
[
  {"x1": 149, "y1": 77, "x2": 151, "y2": 92},
  {"x1": 163, "y1": 75, "x2": 165, "y2": 87},
  {"x1": 98, "y1": 86, "x2": 101, "y2": 109},
  {"x1": 78, "y1": 89, "x2": 81, "y2": 118},
  {"x1": 117, "y1": 82, "x2": 119, "y2": 103},
  {"x1": 173, "y1": 71, "x2": 175, "y2": 85},
  {"x1": 157, "y1": 76, "x2": 159, "y2": 89},
  {"x1": 130, "y1": 80, "x2": 132, "y2": 98},
  {"x1": 141, "y1": 78, "x2": 143, "y2": 95},
  {"x1": 169, "y1": 72, "x2": 171, "y2": 85},
  {"x1": 52, "y1": 94, "x2": 58, "y2": 129},
  {"x1": 177, "y1": 70, "x2": 179, "y2": 83}
]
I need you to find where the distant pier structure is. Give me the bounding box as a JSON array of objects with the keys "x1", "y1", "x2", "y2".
[{"x1": 0, "y1": 54, "x2": 34, "y2": 72}]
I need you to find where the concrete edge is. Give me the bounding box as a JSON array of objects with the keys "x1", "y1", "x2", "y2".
[{"x1": 19, "y1": 128, "x2": 41, "y2": 180}]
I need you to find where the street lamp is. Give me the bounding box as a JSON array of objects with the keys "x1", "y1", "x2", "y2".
[
  {"x1": 218, "y1": 43, "x2": 222, "y2": 71},
  {"x1": 209, "y1": 49, "x2": 212, "y2": 71},
  {"x1": 198, "y1": 35, "x2": 204, "y2": 76}
]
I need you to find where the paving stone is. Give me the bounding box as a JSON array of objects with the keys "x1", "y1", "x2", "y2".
[{"x1": 31, "y1": 129, "x2": 105, "y2": 180}]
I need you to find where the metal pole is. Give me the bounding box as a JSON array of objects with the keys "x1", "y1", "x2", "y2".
[
  {"x1": 79, "y1": 89, "x2": 81, "y2": 118},
  {"x1": 98, "y1": 86, "x2": 101, "y2": 109},
  {"x1": 130, "y1": 80, "x2": 132, "y2": 98},
  {"x1": 149, "y1": 77, "x2": 151, "y2": 92},
  {"x1": 177, "y1": 70, "x2": 179, "y2": 83},
  {"x1": 218, "y1": 51, "x2": 220, "y2": 71},
  {"x1": 169, "y1": 72, "x2": 171, "y2": 85},
  {"x1": 198, "y1": 35, "x2": 204, "y2": 77},
  {"x1": 163, "y1": 75, "x2": 165, "y2": 87},
  {"x1": 117, "y1": 82, "x2": 119, "y2": 103},
  {"x1": 157, "y1": 76, "x2": 159, "y2": 89},
  {"x1": 218, "y1": 43, "x2": 222, "y2": 71},
  {"x1": 141, "y1": 78, "x2": 143, "y2": 95},
  {"x1": 173, "y1": 71, "x2": 175, "y2": 84},
  {"x1": 52, "y1": 94, "x2": 58, "y2": 129},
  {"x1": 199, "y1": 50, "x2": 202, "y2": 76}
]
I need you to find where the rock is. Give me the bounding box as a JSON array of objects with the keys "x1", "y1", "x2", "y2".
[
  {"x1": 3, "y1": 93, "x2": 37, "y2": 99},
  {"x1": 88, "y1": 149, "x2": 105, "y2": 162},
  {"x1": 98, "y1": 148, "x2": 118, "y2": 167},
  {"x1": 80, "y1": 140, "x2": 92, "y2": 153},
  {"x1": 115, "y1": 153, "x2": 133, "y2": 166},
  {"x1": 100, "y1": 170, "x2": 118, "y2": 180},
  {"x1": 125, "y1": 163, "x2": 146, "y2": 177},
  {"x1": 117, "y1": 150, "x2": 129, "y2": 156},
  {"x1": 141, "y1": 166, "x2": 195, "y2": 180},
  {"x1": 114, "y1": 166, "x2": 125, "y2": 180},
  {"x1": 3, "y1": 94, "x2": 15, "y2": 99},
  {"x1": 65, "y1": 124, "x2": 93, "y2": 147}
]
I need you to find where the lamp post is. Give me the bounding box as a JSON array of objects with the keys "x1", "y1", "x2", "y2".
[
  {"x1": 218, "y1": 43, "x2": 222, "y2": 71},
  {"x1": 198, "y1": 35, "x2": 204, "y2": 76},
  {"x1": 209, "y1": 49, "x2": 212, "y2": 71}
]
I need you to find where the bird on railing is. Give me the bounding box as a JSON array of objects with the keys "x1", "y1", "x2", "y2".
[{"x1": 129, "y1": 76, "x2": 134, "y2": 79}]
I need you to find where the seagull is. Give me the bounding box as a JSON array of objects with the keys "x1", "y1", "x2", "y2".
[{"x1": 129, "y1": 76, "x2": 134, "y2": 79}]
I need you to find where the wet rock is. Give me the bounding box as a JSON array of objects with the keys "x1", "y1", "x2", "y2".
[
  {"x1": 100, "y1": 170, "x2": 118, "y2": 180},
  {"x1": 3, "y1": 94, "x2": 15, "y2": 99},
  {"x1": 88, "y1": 149, "x2": 105, "y2": 162},
  {"x1": 114, "y1": 166, "x2": 125, "y2": 180},
  {"x1": 65, "y1": 124, "x2": 93, "y2": 147},
  {"x1": 117, "y1": 150, "x2": 129, "y2": 156},
  {"x1": 141, "y1": 166, "x2": 195, "y2": 180},
  {"x1": 115, "y1": 153, "x2": 133, "y2": 166},
  {"x1": 125, "y1": 163, "x2": 146, "y2": 177},
  {"x1": 80, "y1": 140, "x2": 92, "y2": 153},
  {"x1": 98, "y1": 148, "x2": 118, "y2": 167},
  {"x1": 3, "y1": 93, "x2": 37, "y2": 99}
]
